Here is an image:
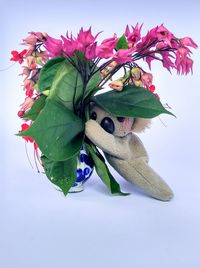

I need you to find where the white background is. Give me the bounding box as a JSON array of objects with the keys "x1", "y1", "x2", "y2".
[{"x1": 1, "y1": 0, "x2": 200, "y2": 267}]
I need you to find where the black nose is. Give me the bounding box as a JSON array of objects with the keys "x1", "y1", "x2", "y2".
[{"x1": 100, "y1": 117, "x2": 115, "y2": 134}]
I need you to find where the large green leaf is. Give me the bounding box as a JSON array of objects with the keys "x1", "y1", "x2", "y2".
[
  {"x1": 18, "y1": 99, "x2": 84, "y2": 161},
  {"x1": 116, "y1": 35, "x2": 129, "y2": 50},
  {"x1": 38, "y1": 56, "x2": 66, "y2": 92},
  {"x1": 48, "y1": 59, "x2": 83, "y2": 111},
  {"x1": 22, "y1": 94, "x2": 47, "y2": 121},
  {"x1": 86, "y1": 143, "x2": 129, "y2": 196},
  {"x1": 92, "y1": 85, "x2": 174, "y2": 118},
  {"x1": 41, "y1": 155, "x2": 77, "y2": 196},
  {"x1": 39, "y1": 57, "x2": 101, "y2": 112}
]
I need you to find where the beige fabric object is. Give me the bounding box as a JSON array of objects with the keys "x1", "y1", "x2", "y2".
[{"x1": 85, "y1": 119, "x2": 174, "y2": 201}]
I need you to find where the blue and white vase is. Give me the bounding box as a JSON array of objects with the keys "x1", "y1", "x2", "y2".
[{"x1": 69, "y1": 145, "x2": 94, "y2": 193}]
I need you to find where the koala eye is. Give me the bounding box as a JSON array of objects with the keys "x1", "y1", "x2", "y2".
[
  {"x1": 100, "y1": 117, "x2": 115, "y2": 134},
  {"x1": 90, "y1": 111, "x2": 97, "y2": 120},
  {"x1": 117, "y1": 117, "x2": 125, "y2": 122}
]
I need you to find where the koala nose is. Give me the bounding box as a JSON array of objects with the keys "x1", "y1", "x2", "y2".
[{"x1": 100, "y1": 117, "x2": 115, "y2": 134}]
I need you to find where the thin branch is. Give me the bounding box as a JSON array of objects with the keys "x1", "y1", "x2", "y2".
[
  {"x1": 72, "y1": 71, "x2": 79, "y2": 114},
  {"x1": 97, "y1": 64, "x2": 122, "y2": 88}
]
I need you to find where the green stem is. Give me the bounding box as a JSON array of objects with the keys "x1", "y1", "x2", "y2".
[
  {"x1": 72, "y1": 71, "x2": 79, "y2": 114},
  {"x1": 79, "y1": 81, "x2": 88, "y2": 120},
  {"x1": 97, "y1": 64, "x2": 122, "y2": 88}
]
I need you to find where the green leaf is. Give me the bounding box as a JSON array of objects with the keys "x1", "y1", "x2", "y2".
[
  {"x1": 22, "y1": 95, "x2": 47, "y2": 121},
  {"x1": 43, "y1": 60, "x2": 101, "y2": 111},
  {"x1": 40, "y1": 58, "x2": 100, "y2": 112},
  {"x1": 86, "y1": 143, "x2": 129, "y2": 196},
  {"x1": 84, "y1": 71, "x2": 101, "y2": 99},
  {"x1": 18, "y1": 99, "x2": 84, "y2": 161},
  {"x1": 38, "y1": 56, "x2": 66, "y2": 92},
  {"x1": 47, "y1": 59, "x2": 83, "y2": 111},
  {"x1": 116, "y1": 35, "x2": 129, "y2": 50},
  {"x1": 92, "y1": 85, "x2": 174, "y2": 118},
  {"x1": 41, "y1": 155, "x2": 77, "y2": 196}
]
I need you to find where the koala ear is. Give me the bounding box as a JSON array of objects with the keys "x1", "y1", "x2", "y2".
[{"x1": 132, "y1": 118, "x2": 151, "y2": 133}]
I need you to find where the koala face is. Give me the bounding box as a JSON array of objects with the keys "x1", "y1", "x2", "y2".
[
  {"x1": 89, "y1": 103, "x2": 151, "y2": 136},
  {"x1": 89, "y1": 103, "x2": 134, "y2": 137}
]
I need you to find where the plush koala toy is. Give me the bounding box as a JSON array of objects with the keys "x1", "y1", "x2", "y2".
[{"x1": 85, "y1": 103, "x2": 174, "y2": 201}]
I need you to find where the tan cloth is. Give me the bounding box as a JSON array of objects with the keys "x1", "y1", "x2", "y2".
[{"x1": 86, "y1": 119, "x2": 173, "y2": 201}]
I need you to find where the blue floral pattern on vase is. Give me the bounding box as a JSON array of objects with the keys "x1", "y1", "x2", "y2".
[{"x1": 69, "y1": 145, "x2": 94, "y2": 193}]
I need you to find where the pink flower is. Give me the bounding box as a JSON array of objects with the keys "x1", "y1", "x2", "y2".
[
  {"x1": 144, "y1": 52, "x2": 161, "y2": 69},
  {"x1": 109, "y1": 80, "x2": 123, "y2": 91},
  {"x1": 156, "y1": 24, "x2": 173, "y2": 46},
  {"x1": 175, "y1": 47, "x2": 188, "y2": 62},
  {"x1": 18, "y1": 97, "x2": 35, "y2": 117},
  {"x1": 20, "y1": 123, "x2": 40, "y2": 161},
  {"x1": 23, "y1": 32, "x2": 47, "y2": 45},
  {"x1": 26, "y1": 56, "x2": 37, "y2": 69},
  {"x1": 24, "y1": 79, "x2": 35, "y2": 97},
  {"x1": 141, "y1": 72, "x2": 153, "y2": 87},
  {"x1": 136, "y1": 24, "x2": 173, "y2": 53},
  {"x1": 100, "y1": 68, "x2": 109, "y2": 78},
  {"x1": 10, "y1": 49, "x2": 27, "y2": 64},
  {"x1": 24, "y1": 45, "x2": 36, "y2": 57},
  {"x1": 36, "y1": 51, "x2": 49, "y2": 63},
  {"x1": 19, "y1": 123, "x2": 41, "y2": 169},
  {"x1": 61, "y1": 35, "x2": 77, "y2": 56},
  {"x1": 23, "y1": 34, "x2": 38, "y2": 45},
  {"x1": 176, "y1": 56, "x2": 193, "y2": 75},
  {"x1": 180, "y1": 37, "x2": 198, "y2": 48},
  {"x1": 171, "y1": 39, "x2": 179, "y2": 50},
  {"x1": 44, "y1": 36, "x2": 63, "y2": 57},
  {"x1": 175, "y1": 47, "x2": 193, "y2": 74},
  {"x1": 113, "y1": 48, "x2": 134, "y2": 64},
  {"x1": 32, "y1": 31, "x2": 47, "y2": 41},
  {"x1": 31, "y1": 69, "x2": 40, "y2": 82},
  {"x1": 125, "y1": 23, "x2": 143, "y2": 47},
  {"x1": 185, "y1": 57, "x2": 193, "y2": 74},
  {"x1": 155, "y1": 41, "x2": 175, "y2": 72},
  {"x1": 136, "y1": 27, "x2": 158, "y2": 53},
  {"x1": 149, "y1": 85, "x2": 155, "y2": 92},
  {"x1": 96, "y1": 35, "x2": 118, "y2": 59},
  {"x1": 148, "y1": 85, "x2": 160, "y2": 99},
  {"x1": 161, "y1": 51, "x2": 175, "y2": 72},
  {"x1": 25, "y1": 87, "x2": 34, "y2": 97},
  {"x1": 74, "y1": 27, "x2": 101, "y2": 54},
  {"x1": 20, "y1": 66, "x2": 31, "y2": 79},
  {"x1": 77, "y1": 27, "x2": 99, "y2": 49},
  {"x1": 20, "y1": 123, "x2": 34, "y2": 143},
  {"x1": 85, "y1": 42, "x2": 97, "y2": 60}
]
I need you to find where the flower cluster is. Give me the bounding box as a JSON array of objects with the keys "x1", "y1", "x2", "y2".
[
  {"x1": 11, "y1": 25, "x2": 197, "y2": 116},
  {"x1": 43, "y1": 24, "x2": 197, "y2": 73},
  {"x1": 11, "y1": 32, "x2": 49, "y2": 116}
]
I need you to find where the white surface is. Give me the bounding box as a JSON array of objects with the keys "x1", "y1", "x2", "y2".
[
  {"x1": 1, "y1": 164, "x2": 200, "y2": 268},
  {"x1": 1, "y1": 0, "x2": 200, "y2": 267}
]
